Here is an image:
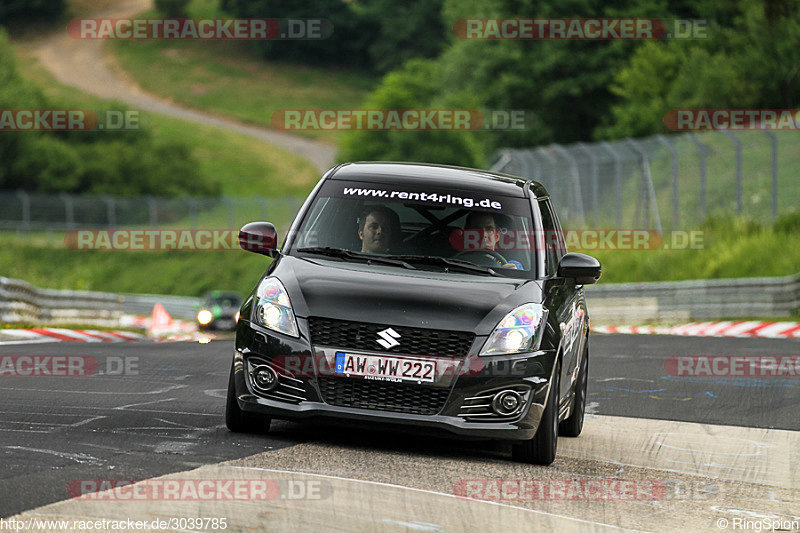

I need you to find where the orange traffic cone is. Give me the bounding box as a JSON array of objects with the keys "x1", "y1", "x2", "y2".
[{"x1": 147, "y1": 304, "x2": 174, "y2": 335}]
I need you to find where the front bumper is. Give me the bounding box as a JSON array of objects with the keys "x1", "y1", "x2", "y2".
[{"x1": 233, "y1": 320, "x2": 556, "y2": 441}]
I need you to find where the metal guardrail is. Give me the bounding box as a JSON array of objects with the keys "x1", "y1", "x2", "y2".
[
  {"x1": 3, "y1": 273, "x2": 799, "y2": 329},
  {"x1": 585, "y1": 273, "x2": 800, "y2": 325},
  {"x1": 0, "y1": 276, "x2": 202, "y2": 325},
  {"x1": 0, "y1": 276, "x2": 124, "y2": 325}
]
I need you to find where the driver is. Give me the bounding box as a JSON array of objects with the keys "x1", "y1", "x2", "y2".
[
  {"x1": 464, "y1": 212, "x2": 522, "y2": 269},
  {"x1": 358, "y1": 206, "x2": 397, "y2": 254}
]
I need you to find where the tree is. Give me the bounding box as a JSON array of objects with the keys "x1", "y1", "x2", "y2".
[
  {"x1": 0, "y1": 30, "x2": 218, "y2": 196},
  {"x1": 0, "y1": 0, "x2": 64, "y2": 24},
  {"x1": 359, "y1": 0, "x2": 447, "y2": 73},
  {"x1": 338, "y1": 59, "x2": 484, "y2": 166},
  {"x1": 598, "y1": 0, "x2": 800, "y2": 138},
  {"x1": 222, "y1": 0, "x2": 376, "y2": 68},
  {"x1": 155, "y1": 0, "x2": 191, "y2": 18},
  {"x1": 0, "y1": 29, "x2": 44, "y2": 188},
  {"x1": 342, "y1": 0, "x2": 665, "y2": 162}
]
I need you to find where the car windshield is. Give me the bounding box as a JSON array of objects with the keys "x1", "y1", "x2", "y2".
[{"x1": 288, "y1": 180, "x2": 537, "y2": 278}]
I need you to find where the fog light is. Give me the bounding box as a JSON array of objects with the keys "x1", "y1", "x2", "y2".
[
  {"x1": 491, "y1": 390, "x2": 523, "y2": 415},
  {"x1": 251, "y1": 365, "x2": 278, "y2": 392}
]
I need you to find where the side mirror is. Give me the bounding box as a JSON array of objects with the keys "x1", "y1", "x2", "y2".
[
  {"x1": 557, "y1": 252, "x2": 601, "y2": 285},
  {"x1": 239, "y1": 222, "x2": 278, "y2": 257}
]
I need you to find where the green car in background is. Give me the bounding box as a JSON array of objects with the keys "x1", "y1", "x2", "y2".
[{"x1": 197, "y1": 291, "x2": 243, "y2": 331}]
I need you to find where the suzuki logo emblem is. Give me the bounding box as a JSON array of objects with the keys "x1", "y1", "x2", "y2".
[{"x1": 376, "y1": 328, "x2": 401, "y2": 349}]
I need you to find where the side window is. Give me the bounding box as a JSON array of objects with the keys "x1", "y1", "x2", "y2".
[
  {"x1": 544, "y1": 199, "x2": 567, "y2": 258},
  {"x1": 537, "y1": 198, "x2": 566, "y2": 275}
]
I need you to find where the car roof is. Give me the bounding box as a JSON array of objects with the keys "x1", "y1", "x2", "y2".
[{"x1": 328, "y1": 162, "x2": 549, "y2": 199}]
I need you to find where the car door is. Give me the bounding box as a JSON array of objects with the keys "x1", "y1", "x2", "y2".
[{"x1": 537, "y1": 198, "x2": 582, "y2": 406}]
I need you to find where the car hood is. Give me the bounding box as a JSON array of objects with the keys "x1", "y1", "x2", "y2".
[{"x1": 267, "y1": 255, "x2": 543, "y2": 335}]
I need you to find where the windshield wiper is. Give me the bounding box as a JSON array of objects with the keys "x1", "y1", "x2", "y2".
[
  {"x1": 392, "y1": 255, "x2": 499, "y2": 276},
  {"x1": 296, "y1": 247, "x2": 416, "y2": 270}
]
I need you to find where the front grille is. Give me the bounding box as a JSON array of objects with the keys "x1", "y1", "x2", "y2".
[
  {"x1": 308, "y1": 317, "x2": 474, "y2": 356},
  {"x1": 318, "y1": 377, "x2": 450, "y2": 415}
]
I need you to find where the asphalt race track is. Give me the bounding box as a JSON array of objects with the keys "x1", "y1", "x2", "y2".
[
  {"x1": 1, "y1": 334, "x2": 798, "y2": 531},
  {"x1": 588, "y1": 334, "x2": 800, "y2": 430}
]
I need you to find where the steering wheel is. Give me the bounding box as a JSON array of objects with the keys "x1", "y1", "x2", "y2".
[{"x1": 453, "y1": 250, "x2": 509, "y2": 267}]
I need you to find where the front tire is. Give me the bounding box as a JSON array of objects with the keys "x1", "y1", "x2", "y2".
[
  {"x1": 512, "y1": 359, "x2": 560, "y2": 465},
  {"x1": 560, "y1": 341, "x2": 588, "y2": 438},
  {"x1": 225, "y1": 364, "x2": 271, "y2": 433}
]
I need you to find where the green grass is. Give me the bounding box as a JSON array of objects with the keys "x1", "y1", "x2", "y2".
[
  {"x1": 591, "y1": 215, "x2": 800, "y2": 283},
  {"x1": 0, "y1": 234, "x2": 271, "y2": 297},
  {"x1": 713, "y1": 316, "x2": 800, "y2": 322},
  {"x1": 110, "y1": 0, "x2": 376, "y2": 142},
  {"x1": 1, "y1": 37, "x2": 308, "y2": 297},
  {"x1": 3, "y1": 215, "x2": 798, "y2": 297},
  {"x1": 4, "y1": 0, "x2": 796, "y2": 297},
  {"x1": 13, "y1": 42, "x2": 320, "y2": 198}
]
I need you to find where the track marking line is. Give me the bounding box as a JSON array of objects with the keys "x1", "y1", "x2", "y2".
[
  {"x1": 4, "y1": 446, "x2": 101, "y2": 464},
  {"x1": 114, "y1": 398, "x2": 176, "y2": 410},
  {"x1": 0, "y1": 384, "x2": 187, "y2": 396},
  {"x1": 68, "y1": 416, "x2": 107, "y2": 427},
  {"x1": 1, "y1": 402, "x2": 219, "y2": 417},
  {"x1": 0, "y1": 339, "x2": 55, "y2": 346},
  {"x1": 229, "y1": 466, "x2": 646, "y2": 532}
]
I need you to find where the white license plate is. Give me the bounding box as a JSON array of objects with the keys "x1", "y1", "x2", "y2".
[{"x1": 334, "y1": 352, "x2": 435, "y2": 383}]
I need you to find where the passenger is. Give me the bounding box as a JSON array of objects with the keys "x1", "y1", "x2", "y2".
[{"x1": 464, "y1": 212, "x2": 523, "y2": 269}]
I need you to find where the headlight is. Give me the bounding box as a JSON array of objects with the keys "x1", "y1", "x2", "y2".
[
  {"x1": 197, "y1": 309, "x2": 213, "y2": 325},
  {"x1": 480, "y1": 303, "x2": 548, "y2": 355},
  {"x1": 253, "y1": 277, "x2": 299, "y2": 337}
]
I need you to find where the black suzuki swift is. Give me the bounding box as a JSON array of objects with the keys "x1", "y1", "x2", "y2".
[{"x1": 226, "y1": 162, "x2": 601, "y2": 465}]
